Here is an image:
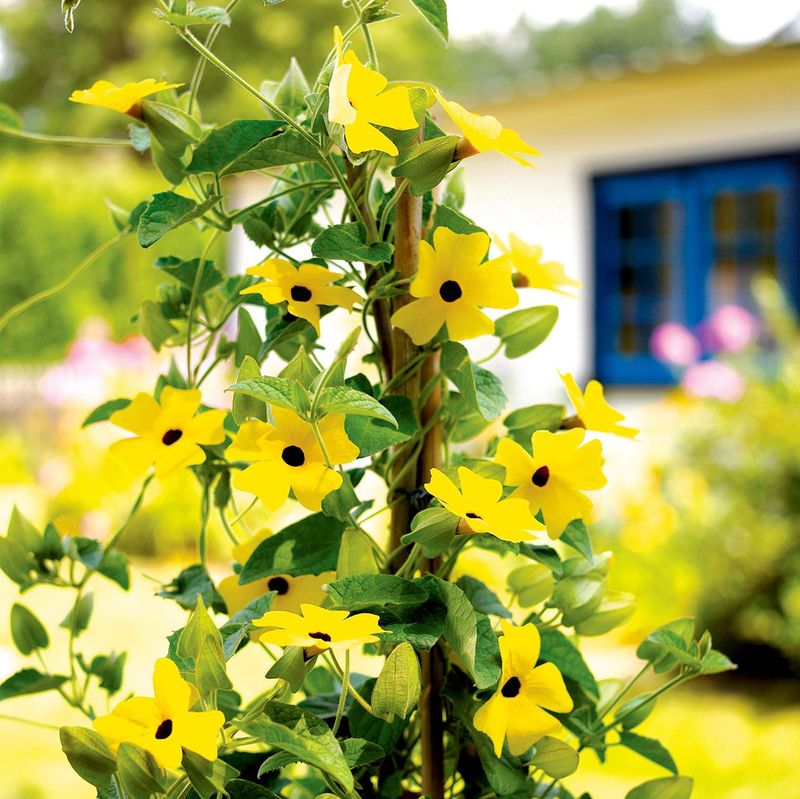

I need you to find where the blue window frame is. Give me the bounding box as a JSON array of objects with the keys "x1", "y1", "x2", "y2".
[{"x1": 593, "y1": 153, "x2": 800, "y2": 385}]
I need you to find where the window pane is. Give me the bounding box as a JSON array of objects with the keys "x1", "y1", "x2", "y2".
[
  {"x1": 710, "y1": 187, "x2": 781, "y2": 309},
  {"x1": 612, "y1": 201, "x2": 677, "y2": 355}
]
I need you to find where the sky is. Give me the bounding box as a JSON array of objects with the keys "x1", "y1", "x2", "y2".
[{"x1": 447, "y1": 0, "x2": 800, "y2": 45}]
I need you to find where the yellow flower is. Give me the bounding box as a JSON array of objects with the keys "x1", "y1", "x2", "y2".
[
  {"x1": 93, "y1": 658, "x2": 224, "y2": 769},
  {"x1": 425, "y1": 466, "x2": 544, "y2": 544},
  {"x1": 495, "y1": 429, "x2": 606, "y2": 539},
  {"x1": 474, "y1": 621, "x2": 573, "y2": 757},
  {"x1": 240, "y1": 258, "x2": 361, "y2": 334},
  {"x1": 218, "y1": 529, "x2": 335, "y2": 623},
  {"x1": 69, "y1": 79, "x2": 182, "y2": 117},
  {"x1": 390, "y1": 227, "x2": 518, "y2": 345},
  {"x1": 435, "y1": 90, "x2": 539, "y2": 167},
  {"x1": 254, "y1": 603, "x2": 385, "y2": 651},
  {"x1": 496, "y1": 234, "x2": 582, "y2": 296},
  {"x1": 560, "y1": 373, "x2": 639, "y2": 439},
  {"x1": 108, "y1": 387, "x2": 226, "y2": 479},
  {"x1": 228, "y1": 408, "x2": 358, "y2": 511},
  {"x1": 328, "y1": 26, "x2": 418, "y2": 155}
]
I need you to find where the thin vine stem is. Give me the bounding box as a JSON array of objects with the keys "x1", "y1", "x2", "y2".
[
  {"x1": 0, "y1": 125, "x2": 130, "y2": 147},
  {"x1": 186, "y1": 228, "x2": 222, "y2": 386},
  {"x1": 0, "y1": 233, "x2": 126, "y2": 334}
]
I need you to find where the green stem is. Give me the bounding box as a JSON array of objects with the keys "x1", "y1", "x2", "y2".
[
  {"x1": 199, "y1": 485, "x2": 211, "y2": 570},
  {"x1": 595, "y1": 662, "x2": 650, "y2": 720},
  {"x1": 332, "y1": 650, "x2": 350, "y2": 736},
  {"x1": 0, "y1": 713, "x2": 61, "y2": 731},
  {"x1": 0, "y1": 234, "x2": 126, "y2": 334},
  {"x1": 0, "y1": 124, "x2": 130, "y2": 147},
  {"x1": 327, "y1": 652, "x2": 373, "y2": 713},
  {"x1": 219, "y1": 505, "x2": 241, "y2": 546},
  {"x1": 186, "y1": 229, "x2": 222, "y2": 386},
  {"x1": 596, "y1": 673, "x2": 686, "y2": 735}
]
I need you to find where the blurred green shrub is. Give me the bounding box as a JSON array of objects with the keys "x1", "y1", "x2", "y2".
[
  {"x1": 0, "y1": 149, "x2": 208, "y2": 363},
  {"x1": 601, "y1": 279, "x2": 800, "y2": 677}
]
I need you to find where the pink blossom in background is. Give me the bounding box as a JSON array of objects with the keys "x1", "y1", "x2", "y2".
[
  {"x1": 700, "y1": 304, "x2": 759, "y2": 353},
  {"x1": 682, "y1": 361, "x2": 745, "y2": 403},
  {"x1": 649, "y1": 322, "x2": 701, "y2": 366}
]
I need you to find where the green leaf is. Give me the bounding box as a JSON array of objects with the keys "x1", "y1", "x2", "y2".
[
  {"x1": 10, "y1": 603, "x2": 48, "y2": 655},
  {"x1": 227, "y1": 375, "x2": 310, "y2": 414},
  {"x1": 158, "y1": 5, "x2": 232, "y2": 26},
  {"x1": 189, "y1": 120, "x2": 284, "y2": 174},
  {"x1": 328, "y1": 575, "x2": 429, "y2": 611},
  {"x1": 539, "y1": 629, "x2": 598, "y2": 699},
  {"x1": 82, "y1": 651, "x2": 127, "y2": 695},
  {"x1": 154, "y1": 254, "x2": 224, "y2": 293},
  {"x1": 235, "y1": 307, "x2": 262, "y2": 367},
  {"x1": 227, "y1": 779, "x2": 283, "y2": 799},
  {"x1": 637, "y1": 620, "x2": 700, "y2": 673},
  {"x1": 232, "y1": 358, "x2": 266, "y2": 427},
  {"x1": 239, "y1": 514, "x2": 346, "y2": 583},
  {"x1": 625, "y1": 776, "x2": 693, "y2": 799},
  {"x1": 82, "y1": 398, "x2": 131, "y2": 428},
  {"x1": 311, "y1": 222, "x2": 393, "y2": 264},
  {"x1": 402, "y1": 507, "x2": 459, "y2": 558},
  {"x1": 317, "y1": 386, "x2": 398, "y2": 425},
  {"x1": 372, "y1": 642, "x2": 421, "y2": 722},
  {"x1": 560, "y1": 519, "x2": 593, "y2": 561},
  {"x1": 495, "y1": 305, "x2": 559, "y2": 359},
  {"x1": 348, "y1": 679, "x2": 406, "y2": 754},
  {"x1": 0, "y1": 537, "x2": 32, "y2": 585},
  {"x1": 530, "y1": 736, "x2": 580, "y2": 779},
  {"x1": 455, "y1": 575, "x2": 511, "y2": 618},
  {"x1": 178, "y1": 595, "x2": 221, "y2": 660},
  {"x1": 620, "y1": 731, "x2": 678, "y2": 774},
  {"x1": 280, "y1": 346, "x2": 320, "y2": 388},
  {"x1": 117, "y1": 742, "x2": 169, "y2": 799},
  {"x1": 137, "y1": 191, "x2": 219, "y2": 248},
  {"x1": 553, "y1": 574, "x2": 605, "y2": 628},
  {"x1": 700, "y1": 649, "x2": 736, "y2": 675},
  {"x1": 97, "y1": 550, "x2": 130, "y2": 590},
  {"x1": 236, "y1": 703, "x2": 353, "y2": 791},
  {"x1": 221, "y1": 130, "x2": 321, "y2": 175},
  {"x1": 60, "y1": 726, "x2": 117, "y2": 788},
  {"x1": 7, "y1": 506, "x2": 41, "y2": 552},
  {"x1": 616, "y1": 693, "x2": 657, "y2": 729},
  {"x1": 182, "y1": 751, "x2": 240, "y2": 798},
  {"x1": 60, "y1": 592, "x2": 94, "y2": 637},
  {"x1": 0, "y1": 103, "x2": 23, "y2": 130},
  {"x1": 140, "y1": 300, "x2": 177, "y2": 351},
  {"x1": 504, "y1": 403, "x2": 564, "y2": 436},
  {"x1": 378, "y1": 589, "x2": 447, "y2": 651},
  {"x1": 430, "y1": 577, "x2": 500, "y2": 689},
  {"x1": 0, "y1": 669, "x2": 68, "y2": 701},
  {"x1": 341, "y1": 738, "x2": 385, "y2": 767},
  {"x1": 433, "y1": 204, "x2": 484, "y2": 236},
  {"x1": 274, "y1": 57, "x2": 310, "y2": 118},
  {"x1": 409, "y1": 0, "x2": 448, "y2": 41},
  {"x1": 441, "y1": 342, "x2": 506, "y2": 420},
  {"x1": 157, "y1": 564, "x2": 215, "y2": 610},
  {"x1": 392, "y1": 136, "x2": 459, "y2": 196},
  {"x1": 336, "y1": 527, "x2": 378, "y2": 578},
  {"x1": 345, "y1": 395, "x2": 417, "y2": 457}
]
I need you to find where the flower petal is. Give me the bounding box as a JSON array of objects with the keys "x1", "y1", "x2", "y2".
[
  {"x1": 391, "y1": 297, "x2": 445, "y2": 346},
  {"x1": 443, "y1": 303, "x2": 494, "y2": 341},
  {"x1": 495, "y1": 437, "x2": 534, "y2": 486},
  {"x1": 185, "y1": 409, "x2": 226, "y2": 446},
  {"x1": 153, "y1": 658, "x2": 192, "y2": 719},
  {"x1": 473, "y1": 692, "x2": 508, "y2": 757},
  {"x1": 173, "y1": 709, "x2": 225, "y2": 761},
  {"x1": 110, "y1": 393, "x2": 160, "y2": 436},
  {"x1": 499, "y1": 621, "x2": 541, "y2": 678},
  {"x1": 317, "y1": 414, "x2": 360, "y2": 465},
  {"x1": 289, "y1": 461, "x2": 342, "y2": 511},
  {"x1": 426, "y1": 468, "x2": 467, "y2": 517},
  {"x1": 525, "y1": 663, "x2": 574, "y2": 713},
  {"x1": 108, "y1": 437, "x2": 160, "y2": 475},
  {"x1": 233, "y1": 461, "x2": 291, "y2": 510}
]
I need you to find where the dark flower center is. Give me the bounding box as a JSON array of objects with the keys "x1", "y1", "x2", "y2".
[
  {"x1": 290, "y1": 285, "x2": 313, "y2": 302},
  {"x1": 161, "y1": 429, "x2": 183, "y2": 446},
  {"x1": 308, "y1": 631, "x2": 332, "y2": 642},
  {"x1": 155, "y1": 719, "x2": 173, "y2": 739},
  {"x1": 466, "y1": 512, "x2": 481, "y2": 520},
  {"x1": 501, "y1": 677, "x2": 521, "y2": 698},
  {"x1": 531, "y1": 465, "x2": 550, "y2": 487},
  {"x1": 439, "y1": 280, "x2": 463, "y2": 303},
  {"x1": 267, "y1": 576, "x2": 290, "y2": 595},
  {"x1": 281, "y1": 445, "x2": 305, "y2": 467}
]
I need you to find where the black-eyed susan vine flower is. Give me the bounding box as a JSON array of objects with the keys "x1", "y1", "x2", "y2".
[
  {"x1": 328, "y1": 26, "x2": 418, "y2": 156},
  {"x1": 426, "y1": 465, "x2": 544, "y2": 543},
  {"x1": 108, "y1": 387, "x2": 226, "y2": 479},
  {"x1": 228, "y1": 408, "x2": 358, "y2": 511},
  {"x1": 241, "y1": 258, "x2": 362, "y2": 334},
  {"x1": 69, "y1": 79, "x2": 182, "y2": 118},
  {"x1": 495, "y1": 429, "x2": 606, "y2": 539},
  {"x1": 390, "y1": 227, "x2": 518, "y2": 345},
  {"x1": 495, "y1": 234, "x2": 582, "y2": 296},
  {"x1": 435, "y1": 90, "x2": 540, "y2": 168},
  {"x1": 254, "y1": 603, "x2": 385, "y2": 651},
  {"x1": 474, "y1": 621, "x2": 573, "y2": 757},
  {"x1": 218, "y1": 528, "x2": 335, "y2": 622},
  {"x1": 93, "y1": 658, "x2": 224, "y2": 769},
  {"x1": 561, "y1": 373, "x2": 640, "y2": 439}
]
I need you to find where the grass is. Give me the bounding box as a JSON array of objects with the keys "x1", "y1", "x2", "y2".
[{"x1": 1, "y1": 559, "x2": 798, "y2": 799}]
